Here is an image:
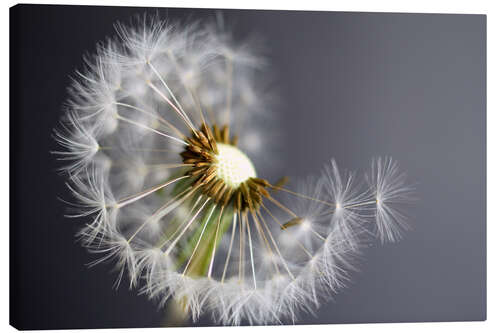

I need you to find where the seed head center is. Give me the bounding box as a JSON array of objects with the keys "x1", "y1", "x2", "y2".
[{"x1": 215, "y1": 143, "x2": 256, "y2": 188}]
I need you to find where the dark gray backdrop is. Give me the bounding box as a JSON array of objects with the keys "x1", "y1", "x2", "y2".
[{"x1": 10, "y1": 4, "x2": 486, "y2": 329}]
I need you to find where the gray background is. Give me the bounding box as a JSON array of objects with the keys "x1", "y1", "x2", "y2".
[{"x1": 10, "y1": 5, "x2": 486, "y2": 329}]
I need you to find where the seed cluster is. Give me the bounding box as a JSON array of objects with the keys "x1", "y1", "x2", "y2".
[{"x1": 181, "y1": 122, "x2": 272, "y2": 212}]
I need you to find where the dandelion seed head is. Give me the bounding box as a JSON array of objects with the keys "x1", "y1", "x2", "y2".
[{"x1": 55, "y1": 14, "x2": 414, "y2": 325}]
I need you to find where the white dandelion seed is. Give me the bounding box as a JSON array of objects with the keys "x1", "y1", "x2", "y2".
[
  {"x1": 367, "y1": 157, "x2": 415, "y2": 243},
  {"x1": 53, "y1": 112, "x2": 100, "y2": 174},
  {"x1": 55, "y1": 14, "x2": 414, "y2": 325}
]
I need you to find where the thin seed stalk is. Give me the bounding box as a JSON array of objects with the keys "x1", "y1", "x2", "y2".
[{"x1": 178, "y1": 203, "x2": 235, "y2": 277}]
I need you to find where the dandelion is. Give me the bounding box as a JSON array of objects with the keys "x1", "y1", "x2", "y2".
[{"x1": 55, "y1": 14, "x2": 414, "y2": 325}]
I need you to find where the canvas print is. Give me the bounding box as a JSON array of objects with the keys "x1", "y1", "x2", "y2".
[{"x1": 10, "y1": 4, "x2": 486, "y2": 329}]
